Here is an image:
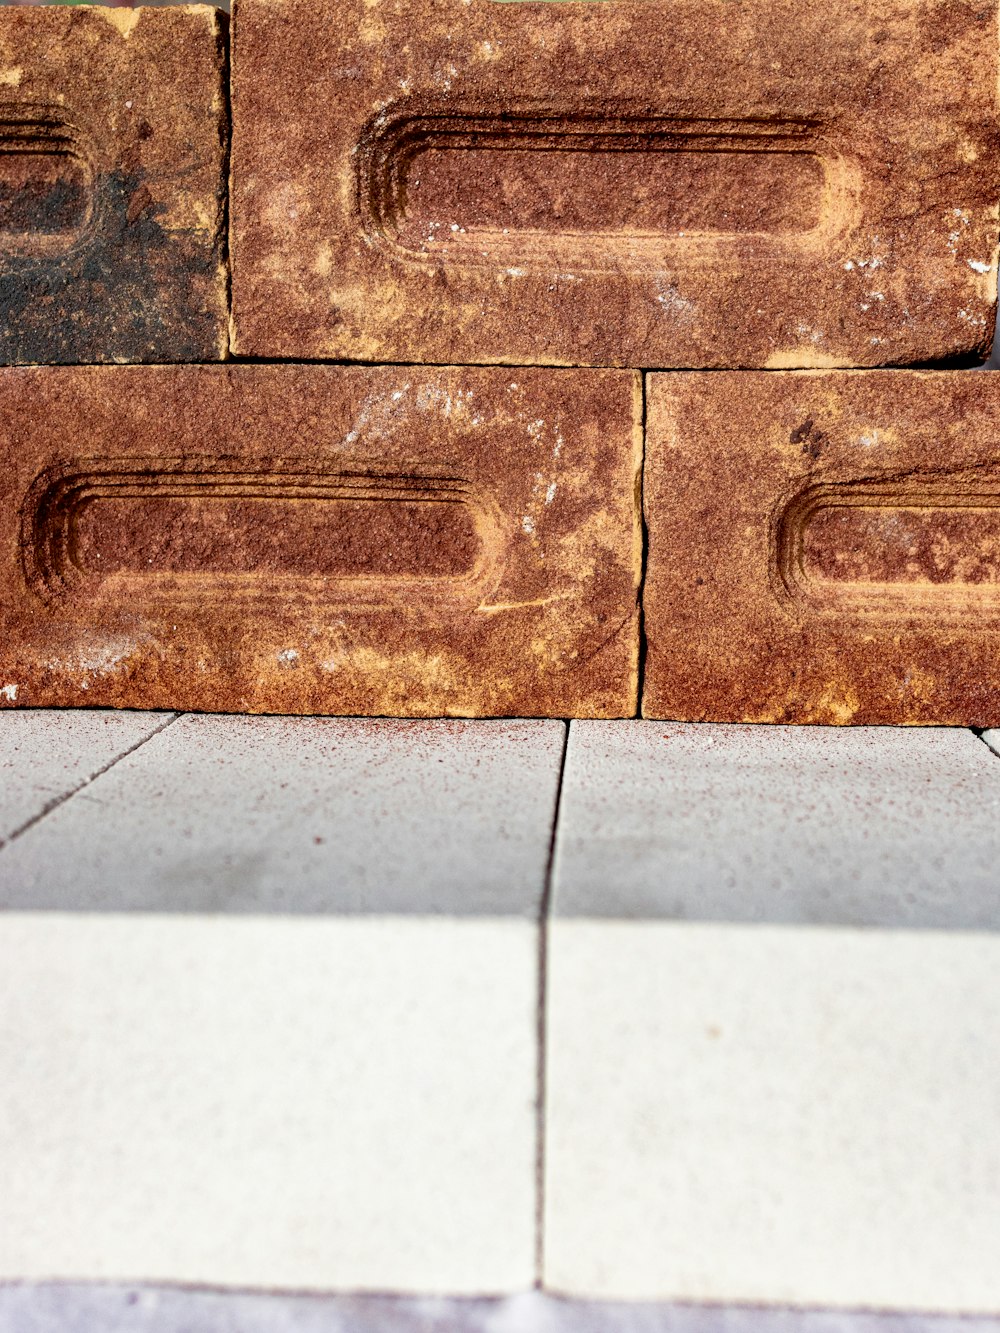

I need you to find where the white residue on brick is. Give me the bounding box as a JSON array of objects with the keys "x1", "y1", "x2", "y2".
[
  {"x1": 654, "y1": 280, "x2": 694, "y2": 316},
  {"x1": 958, "y1": 307, "x2": 988, "y2": 327},
  {"x1": 51, "y1": 637, "x2": 137, "y2": 680},
  {"x1": 415, "y1": 384, "x2": 477, "y2": 419},
  {"x1": 0, "y1": 684, "x2": 17, "y2": 701},
  {"x1": 946, "y1": 208, "x2": 972, "y2": 256},
  {"x1": 344, "y1": 383, "x2": 412, "y2": 445}
]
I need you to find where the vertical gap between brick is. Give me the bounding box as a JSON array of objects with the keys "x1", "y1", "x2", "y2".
[
  {"x1": 535, "y1": 718, "x2": 569, "y2": 1287},
  {"x1": 220, "y1": 6, "x2": 234, "y2": 358},
  {"x1": 0, "y1": 712, "x2": 180, "y2": 853},
  {"x1": 975, "y1": 728, "x2": 1000, "y2": 759},
  {"x1": 634, "y1": 371, "x2": 649, "y2": 719}
]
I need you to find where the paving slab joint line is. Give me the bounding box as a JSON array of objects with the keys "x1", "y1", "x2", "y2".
[
  {"x1": 974, "y1": 727, "x2": 1000, "y2": 760},
  {"x1": 0, "y1": 712, "x2": 180, "y2": 853},
  {"x1": 535, "y1": 719, "x2": 568, "y2": 1287}
]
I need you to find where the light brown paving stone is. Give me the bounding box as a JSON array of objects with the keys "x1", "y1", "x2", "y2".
[
  {"x1": 230, "y1": 0, "x2": 998, "y2": 369},
  {"x1": 0, "y1": 5, "x2": 228, "y2": 365},
  {"x1": 644, "y1": 370, "x2": 1000, "y2": 725},
  {"x1": 0, "y1": 365, "x2": 640, "y2": 716}
]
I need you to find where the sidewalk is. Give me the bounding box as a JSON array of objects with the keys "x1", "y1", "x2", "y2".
[{"x1": 1, "y1": 714, "x2": 998, "y2": 1321}]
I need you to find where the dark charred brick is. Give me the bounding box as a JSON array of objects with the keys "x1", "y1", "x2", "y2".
[{"x1": 0, "y1": 6, "x2": 228, "y2": 365}]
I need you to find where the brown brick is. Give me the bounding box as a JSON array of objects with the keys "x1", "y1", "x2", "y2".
[
  {"x1": 643, "y1": 370, "x2": 1000, "y2": 726},
  {"x1": 230, "y1": 0, "x2": 998, "y2": 369},
  {"x1": 0, "y1": 6, "x2": 228, "y2": 365},
  {"x1": 0, "y1": 366, "x2": 640, "y2": 716}
]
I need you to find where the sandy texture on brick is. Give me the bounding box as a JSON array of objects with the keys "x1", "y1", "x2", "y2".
[
  {"x1": 0, "y1": 5, "x2": 228, "y2": 364},
  {"x1": 231, "y1": 0, "x2": 998, "y2": 368},
  {"x1": 644, "y1": 369, "x2": 1000, "y2": 725},
  {"x1": 0, "y1": 365, "x2": 640, "y2": 716}
]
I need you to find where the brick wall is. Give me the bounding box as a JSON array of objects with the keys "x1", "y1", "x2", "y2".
[{"x1": 1, "y1": 0, "x2": 998, "y2": 722}]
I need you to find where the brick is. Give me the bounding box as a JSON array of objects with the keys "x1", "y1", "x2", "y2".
[
  {"x1": 644, "y1": 370, "x2": 1000, "y2": 725},
  {"x1": 0, "y1": 366, "x2": 640, "y2": 716},
  {"x1": 230, "y1": 0, "x2": 998, "y2": 368},
  {"x1": 0, "y1": 6, "x2": 228, "y2": 364}
]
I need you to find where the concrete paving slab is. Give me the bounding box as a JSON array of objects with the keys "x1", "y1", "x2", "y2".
[
  {"x1": 551, "y1": 722, "x2": 1000, "y2": 927},
  {"x1": 545, "y1": 722, "x2": 1000, "y2": 1309},
  {"x1": 0, "y1": 914, "x2": 537, "y2": 1293},
  {"x1": 0, "y1": 715, "x2": 565, "y2": 913},
  {"x1": 0, "y1": 716, "x2": 554, "y2": 1291},
  {"x1": 1, "y1": 1287, "x2": 997, "y2": 1333},
  {"x1": 0, "y1": 711, "x2": 175, "y2": 847},
  {"x1": 545, "y1": 922, "x2": 1000, "y2": 1309}
]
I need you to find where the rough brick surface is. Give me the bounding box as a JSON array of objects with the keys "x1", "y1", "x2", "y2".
[
  {"x1": 644, "y1": 370, "x2": 1000, "y2": 726},
  {"x1": 0, "y1": 6, "x2": 228, "y2": 365},
  {"x1": 230, "y1": 0, "x2": 998, "y2": 369},
  {"x1": 0, "y1": 366, "x2": 640, "y2": 716}
]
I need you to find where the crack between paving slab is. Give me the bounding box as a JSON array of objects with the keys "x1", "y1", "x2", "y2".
[
  {"x1": 535, "y1": 719, "x2": 568, "y2": 1287},
  {"x1": 974, "y1": 727, "x2": 1000, "y2": 759},
  {"x1": 0, "y1": 713, "x2": 180, "y2": 853}
]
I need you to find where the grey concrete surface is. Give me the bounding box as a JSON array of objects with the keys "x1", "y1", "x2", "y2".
[
  {"x1": 552, "y1": 722, "x2": 1000, "y2": 927},
  {"x1": 545, "y1": 921, "x2": 1000, "y2": 1308},
  {"x1": 0, "y1": 715, "x2": 565, "y2": 913},
  {"x1": 0, "y1": 915, "x2": 537, "y2": 1292},
  {"x1": 0, "y1": 711, "x2": 175, "y2": 847},
  {"x1": 0, "y1": 1287, "x2": 997, "y2": 1332}
]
